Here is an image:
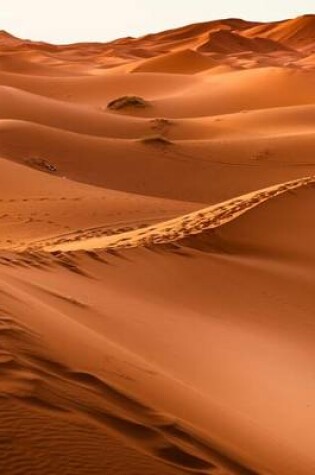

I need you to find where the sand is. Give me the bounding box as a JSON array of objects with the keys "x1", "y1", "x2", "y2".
[{"x1": 0, "y1": 14, "x2": 315, "y2": 475}]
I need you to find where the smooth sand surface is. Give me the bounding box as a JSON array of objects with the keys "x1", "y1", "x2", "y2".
[{"x1": 0, "y1": 15, "x2": 315, "y2": 475}]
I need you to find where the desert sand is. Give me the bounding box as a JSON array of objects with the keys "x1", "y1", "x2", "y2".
[{"x1": 0, "y1": 14, "x2": 315, "y2": 475}]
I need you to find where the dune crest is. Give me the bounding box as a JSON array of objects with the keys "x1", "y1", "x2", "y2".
[
  {"x1": 37, "y1": 176, "x2": 314, "y2": 253},
  {"x1": 198, "y1": 29, "x2": 290, "y2": 54},
  {"x1": 133, "y1": 49, "x2": 219, "y2": 74},
  {"x1": 244, "y1": 14, "x2": 315, "y2": 50}
]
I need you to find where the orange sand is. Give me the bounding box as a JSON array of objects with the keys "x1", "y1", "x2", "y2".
[{"x1": 0, "y1": 15, "x2": 315, "y2": 475}]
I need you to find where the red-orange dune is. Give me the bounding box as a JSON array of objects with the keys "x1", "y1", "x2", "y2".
[{"x1": 0, "y1": 14, "x2": 315, "y2": 475}]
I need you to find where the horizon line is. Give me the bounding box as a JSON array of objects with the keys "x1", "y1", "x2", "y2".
[{"x1": 1, "y1": 13, "x2": 313, "y2": 47}]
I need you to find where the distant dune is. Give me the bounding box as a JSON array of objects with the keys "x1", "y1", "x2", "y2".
[
  {"x1": 244, "y1": 14, "x2": 315, "y2": 49},
  {"x1": 133, "y1": 49, "x2": 219, "y2": 74},
  {"x1": 0, "y1": 14, "x2": 315, "y2": 475}
]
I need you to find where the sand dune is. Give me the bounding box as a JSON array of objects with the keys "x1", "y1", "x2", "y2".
[
  {"x1": 1, "y1": 178, "x2": 315, "y2": 475},
  {"x1": 0, "y1": 30, "x2": 22, "y2": 47},
  {"x1": 1, "y1": 118, "x2": 314, "y2": 206},
  {"x1": 244, "y1": 15, "x2": 315, "y2": 50},
  {"x1": 133, "y1": 49, "x2": 218, "y2": 74},
  {"x1": 152, "y1": 67, "x2": 315, "y2": 117},
  {"x1": 198, "y1": 30, "x2": 290, "y2": 54},
  {"x1": 0, "y1": 14, "x2": 315, "y2": 475},
  {"x1": 36, "y1": 176, "x2": 314, "y2": 252},
  {"x1": 0, "y1": 156, "x2": 198, "y2": 250}
]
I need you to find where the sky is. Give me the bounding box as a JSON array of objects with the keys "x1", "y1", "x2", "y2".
[{"x1": 0, "y1": 0, "x2": 314, "y2": 44}]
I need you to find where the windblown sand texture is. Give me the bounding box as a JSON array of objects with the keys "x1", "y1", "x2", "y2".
[{"x1": 0, "y1": 14, "x2": 315, "y2": 475}]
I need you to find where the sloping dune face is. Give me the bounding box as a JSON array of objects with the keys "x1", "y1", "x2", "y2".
[
  {"x1": 244, "y1": 15, "x2": 315, "y2": 50},
  {"x1": 0, "y1": 15, "x2": 315, "y2": 475},
  {"x1": 133, "y1": 49, "x2": 219, "y2": 74}
]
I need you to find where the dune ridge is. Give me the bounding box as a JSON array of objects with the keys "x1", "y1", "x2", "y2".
[
  {"x1": 1, "y1": 175, "x2": 314, "y2": 475},
  {"x1": 35, "y1": 176, "x2": 314, "y2": 253}
]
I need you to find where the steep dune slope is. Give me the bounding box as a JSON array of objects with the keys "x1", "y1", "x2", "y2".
[
  {"x1": 37, "y1": 176, "x2": 314, "y2": 252},
  {"x1": 244, "y1": 14, "x2": 315, "y2": 50},
  {"x1": 198, "y1": 30, "x2": 289, "y2": 54},
  {"x1": 1, "y1": 179, "x2": 314, "y2": 475}
]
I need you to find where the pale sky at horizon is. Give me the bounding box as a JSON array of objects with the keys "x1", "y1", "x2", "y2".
[{"x1": 0, "y1": 0, "x2": 314, "y2": 44}]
